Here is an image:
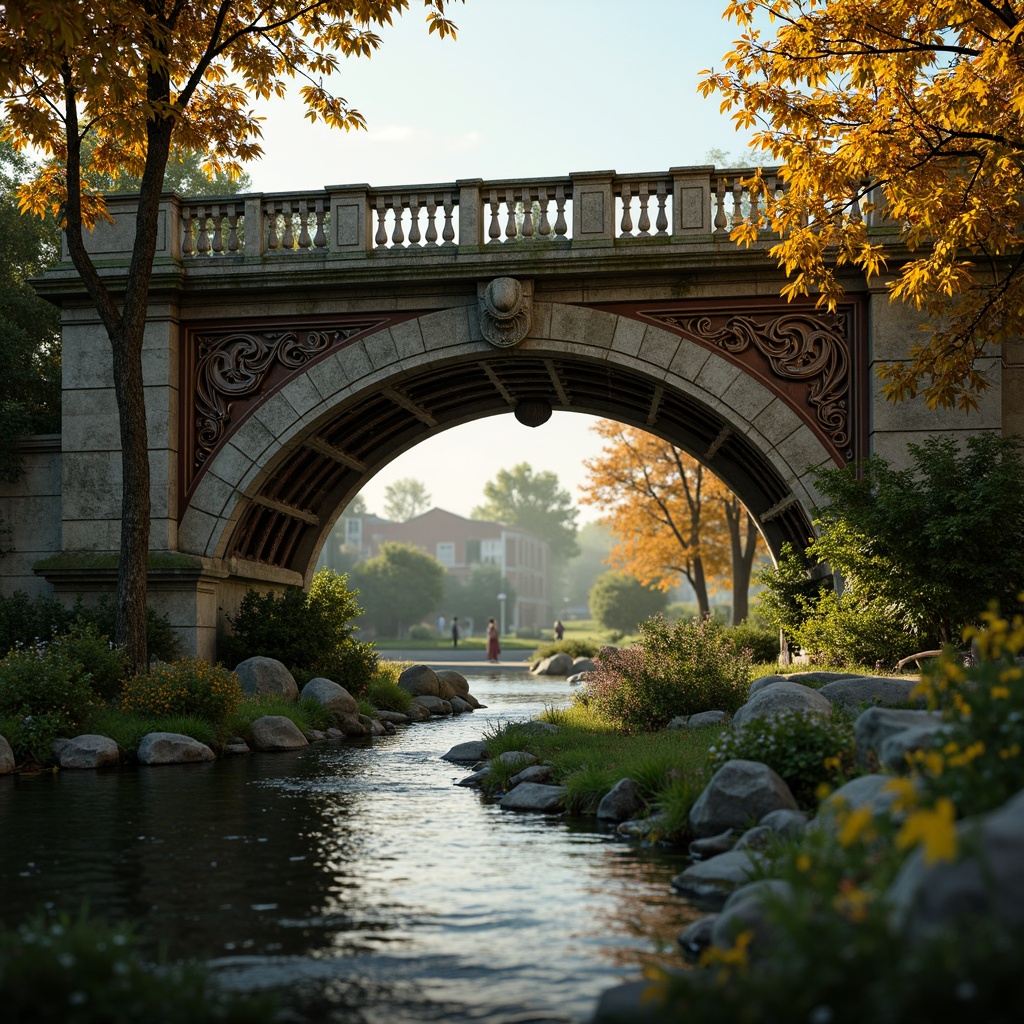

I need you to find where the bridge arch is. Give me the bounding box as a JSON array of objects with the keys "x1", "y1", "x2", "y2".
[{"x1": 182, "y1": 302, "x2": 831, "y2": 585}]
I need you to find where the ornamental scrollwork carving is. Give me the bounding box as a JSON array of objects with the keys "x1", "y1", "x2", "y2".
[
  {"x1": 192, "y1": 320, "x2": 384, "y2": 469},
  {"x1": 650, "y1": 311, "x2": 850, "y2": 454}
]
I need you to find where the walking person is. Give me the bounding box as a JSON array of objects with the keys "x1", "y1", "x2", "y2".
[
  {"x1": 452, "y1": 617, "x2": 460, "y2": 648},
  {"x1": 554, "y1": 619, "x2": 565, "y2": 641},
  {"x1": 486, "y1": 617, "x2": 501, "y2": 663}
]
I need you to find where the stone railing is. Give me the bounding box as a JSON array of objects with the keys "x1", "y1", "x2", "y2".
[{"x1": 89, "y1": 165, "x2": 892, "y2": 263}]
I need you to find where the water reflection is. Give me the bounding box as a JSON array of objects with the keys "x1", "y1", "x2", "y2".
[{"x1": 0, "y1": 674, "x2": 697, "y2": 1022}]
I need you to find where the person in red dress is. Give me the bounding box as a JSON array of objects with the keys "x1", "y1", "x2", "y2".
[{"x1": 486, "y1": 617, "x2": 501, "y2": 663}]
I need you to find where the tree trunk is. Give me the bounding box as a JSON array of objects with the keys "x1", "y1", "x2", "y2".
[
  {"x1": 725, "y1": 500, "x2": 760, "y2": 625},
  {"x1": 688, "y1": 555, "x2": 711, "y2": 618}
]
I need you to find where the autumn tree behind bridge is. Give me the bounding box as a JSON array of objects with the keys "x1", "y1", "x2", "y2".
[{"x1": 579, "y1": 420, "x2": 761, "y2": 624}]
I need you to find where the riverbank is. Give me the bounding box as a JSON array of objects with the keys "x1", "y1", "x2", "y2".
[{"x1": 381, "y1": 647, "x2": 537, "y2": 673}]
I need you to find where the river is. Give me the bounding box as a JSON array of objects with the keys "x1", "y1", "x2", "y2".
[{"x1": 0, "y1": 672, "x2": 701, "y2": 1023}]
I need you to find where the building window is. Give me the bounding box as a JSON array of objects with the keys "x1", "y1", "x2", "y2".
[
  {"x1": 481, "y1": 538, "x2": 502, "y2": 564},
  {"x1": 466, "y1": 538, "x2": 481, "y2": 564},
  {"x1": 345, "y1": 518, "x2": 362, "y2": 546},
  {"x1": 436, "y1": 542, "x2": 456, "y2": 567}
]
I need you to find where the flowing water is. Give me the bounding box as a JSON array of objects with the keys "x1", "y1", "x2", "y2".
[{"x1": 0, "y1": 673, "x2": 702, "y2": 1023}]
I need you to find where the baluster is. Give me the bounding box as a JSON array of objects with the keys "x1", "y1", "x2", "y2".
[
  {"x1": 211, "y1": 206, "x2": 225, "y2": 253},
  {"x1": 298, "y1": 202, "x2": 312, "y2": 248},
  {"x1": 227, "y1": 208, "x2": 240, "y2": 252},
  {"x1": 425, "y1": 196, "x2": 438, "y2": 244},
  {"x1": 553, "y1": 186, "x2": 568, "y2": 237},
  {"x1": 521, "y1": 191, "x2": 534, "y2": 238},
  {"x1": 182, "y1": 210, "x2": 194, "y2": 256},
  {"x1": 731, "y1": 179, "x2": 744, "y2": 227},
  {"x1": 749, "y1": 182, "x2": 760, "y2": 227},
  {"x1": 313, "y1": 202, "x2": 327, "y2": 247},
  {"x1": 408, "y1": 196, "x2": 422, "y2": 244},
  {"x1": 849, "y1": 187, "x2": 863, "y2": 225},
  {"x1": 620, "y1": 186, "x2": 633, "y2": 235},
  {"x1": 713, "y1": 178, "x2": 728, "y2": 232},
  {"x1": 281, "y1": 203, "x2": 295, "y2": 249},
  {"x1": 375, "y1": 200, "x2": 388, "y2": 247},
  {"x1": 504, "y1": 189, "x2": 517, "y2": 240},
  {"x1": 441, "y1": 194, "x2": 456, "y2": 243},
  {"x1": 391, "y1": 196, "x2": 405, "y2": 245},
  {"x1": 267, "y1": 203, "x2": 280, "y2": 250},
  {"x1": 196, "y1": 207, "x2": 211, "y2": 254},
  {"x1": 637, "y1": 186, "x2": 651, "y2": 236},
  {"x1": 655, "y1": 185, "x2": 669, "y2": 235},
  {"x1": 488, "y1": 191, "x2": 502, "y2": 241},
  {"x1": 537, "y1": 188, "x2": 551, "y2": 236}
]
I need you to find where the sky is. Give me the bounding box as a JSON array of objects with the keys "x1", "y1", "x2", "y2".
[{"x1": 244, "y1": 0, "x2": 755, "y2": 522}]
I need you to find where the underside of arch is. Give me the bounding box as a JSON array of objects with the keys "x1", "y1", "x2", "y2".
[{"x1": 223, "y1": 351, "x2": 815, "y2": 577}]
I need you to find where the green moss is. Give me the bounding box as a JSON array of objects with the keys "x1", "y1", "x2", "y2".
[{"x1": 34, "y1": 551, "x2": 203, "y2": 571}]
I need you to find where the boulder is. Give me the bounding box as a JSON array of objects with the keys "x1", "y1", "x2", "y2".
[
  {"x1": 510, "y1": 763, "x2": 554, "y2": 787},
  {"x1": 224, "y1": 741, "x2": 250, "y2": 755},
  {"x1": 0, "y1": 734, "x2": 15, "y2": 774},
  {"x1": 759, "y1": 808, "x2": 808, "y2": 840},
  {"x1": 711, "y1": 878, "x2": 794, "y2": 953},
  {"x1": 58, "y1": 734, "x2": 120, "y2": 769},
  {"x1": 749, "y1": 674, "x2": 788, "y2": 695},
  {"x1": 500, "y1": 782, "x2": 568, "y2": 812},
  {"x1": 853, "y1": 705, "x2": 946, "y2": 768},
  {"x1": 819, "y1": 675, "x2": 922, "y2": 711},
  {"x1": 666, "y1": 716, "x2": 688, "y2": 730},
  {"x1": 404, "y1": 701, "x2": 433, "y2": 722},
  {"x1": 518, "y1": 720, "x2": 559, "y2": 736},
  {"x1": 412, "y1": 695, "x2": 452, "y2": 716},
  {"x1": 336, "y1": 713, "x2": 370, "y2": 736},
  {"x1": 566, "y1": 673, "x2": 588, "y2": 686},
  {"x1": 435, "y1": 676, "x2": 458, "y2": 700},
  {"x1": 597, "y1": 777, "x2": 646, "y2": 823},
  {"x1": 449, "y1": 696, "x2": 474, "y2": 714},
  {"x1": 689, "y1": 828, "x2": 738, "y2": 860},
  {"x1": 617, "y1": 812, "x2": 669, "y2": 841},
  {"x1": 786, "y1": 671, "x2": 862, "y2": 685},
  {"x1": 137, "y1": 732, "x2": 216, "y2": 765},
  {"x1": 442, "y1": 740, "x2": 490, "y2": 763},
  {"x1": 678, "y1": 915, "x2": 718, "y2": 959},
  {"x1": 498, "y1": 750, "x2": 538, "y2": 769},
  {"x1": 397, "y1": 664, "x2": 440, "y2": 697},
  {"x1": 887, "y1": 788, "x2": 1024, "y2": 944},
  {"x1": 249, "y1": 715, "x2": 309, "y2": 751},
  {"x1": 687, "y1": 710, "x2": 729, "y2": 729},
  {"x1": 532, "y1": 652, "x2": 574, "y2": 676},
  {"x1": 571, "y1": 657, "x2": 598, "y2": 674},
  {"x1": 435, "y1": 669, "x2": 470, "y2": 695},
  {"x1": 456, "y1": 765, "x2": 491, "y2": 788},
  {"x1": 233, "y1": 657, "x2": 298, "y2": 701},
  {"x1": 460, "y1": 691, "x2": 485, "y2": 709},
  {"x1": 734, "y1": 824, "x2": 776, "y2": 852},
  {"x1": 376, "y1": 710, "x2": 410, "y2": 725},
  {"x1": 359, "y1": 714, "x2": 385, "y2": 736},
  {"x1": 592, "y1": 981, "x2": 672, "y2": 1024},
  {"x1": 671, "y1": 848, "x2": 763, "y2": 901},
  {"x1": 689, "y1": 759, "x2": 799, "y2": 838},
  {"x1": 816, "y1": 773, "x2": 911, "y2": 823},
  {"x1": 732, "y1": 681, "x2": 833, "y2": 729},
  {"x1": 299, "y1": 677, "x2": 359, "y2": 716}
]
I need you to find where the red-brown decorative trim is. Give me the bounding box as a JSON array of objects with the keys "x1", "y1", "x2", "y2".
[
  {"x1": 584, "y1": 298, "x2": 867, "y2": 465},
  {"x1": 179, "y1": 312, "x2": 424, "y2": 516}
]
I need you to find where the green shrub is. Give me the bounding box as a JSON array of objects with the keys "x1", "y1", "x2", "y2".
[
  {"x1": 119, "y1": 658, "x2": 242, "y2": 730},
  {"x1": 357, "y1": 697, "x2": 376, "y2": 719},
  {"x1": 49, "y1": 622, "x2": 128, "y2": 702},
  {"x1": 754, "y1": 542, "x2": 829, "y2": 647},
  {"x1": 794, "y1": 590, "x2": 913, "y2": 669},
  {"x1": 580, "y1": 616, "x2": 751, "y2": 732},
  {"x1": 589, "y1": 571, "x2": 668, "y2": 632},
  {"x1": 531, "y1": 638, "x2": 599, "y2": 661},
  {"x1": 365, "y1": 672, "x2": 412, "y2": 713},
  {"x1": 87, "y1": 595, "x2": 182, "y2": 663},
  {"x1": 226, "y1": 694, "x2": 331, "y2": 740},
  {"x1": 407, "y1": 623, "x2": 438, "y2": 641},
  {"x1": 515, "y1": 626, "x2": 542, "y2": 639},
  {"x1": 708, "y1": 708, "x2": 858, "y2": 808},
  {"x1": 220, "y1": 569, "x2": 378, "y2": 694},
  {"x1": 726, "y1": 622, "x2": 779, "y2": 664},
  {"x1": 0, "y1": 906, "x2": 276, "y2": 1023},
  {"x1": 80, "y1": 708, "x2": 158, "y2": 756}
]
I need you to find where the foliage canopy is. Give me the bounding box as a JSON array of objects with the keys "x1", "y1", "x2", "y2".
[
  {"x1": 353, "y1": 541, "x2": 445, "y2": 637},
  {"x1": 703, "y1": 1, "x2": 1024, "y2": 410}
]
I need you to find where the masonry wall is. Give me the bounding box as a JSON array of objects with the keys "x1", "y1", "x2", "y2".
[{"x1": 0, "y1": 435, "x2": 62, "y2": 597}]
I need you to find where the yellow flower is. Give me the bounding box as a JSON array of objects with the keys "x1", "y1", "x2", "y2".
[
  {"x1": 999, "y1": 744, "x2": 1021, "y2": 760},
  {"x1": 837, "y1": 805, "x2": 874, "y2": 847},
  {"x1": 796, "y1": 852, "x2": 812, "y2": 873},
  {"x1": 882, "y1": 777, "x2": 918, "y2": 811},
  {"x1": 699, "y1": 930, "x2": 752, "y2": 985},
  {"x1": 895, "y1": 797, "x2": 958, "y2": 866}
]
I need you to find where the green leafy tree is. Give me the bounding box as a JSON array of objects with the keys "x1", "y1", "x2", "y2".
[
  {"x1": 383, "y1": 477, "x2": 431, "y2": 522},
  {"x1": 563, "y1": 521, "x2": 613, "y2": 611},
  {"x1": 589, "y1": 571, "x2": 667, "y2": 634},
  {"x1": 354, "y1": 542, "x2": 445, "y2": 637},
  {"x1": 88, "y1": 145, "x2": 252, "y2": 197},
  {"x1": 755, "y1": 542, "x2": 830, "y2": 649},
  {"x1": 473, "y1": 462, "x2": 580, "y2": 564},
  {"x1": 810, "y1": 434, "x2": 1024, "y2": 644},
  {"x1": 443, "y1": 563, "x2": 516, "y2": 629},
  {"x1": 0, "y1": 134, "x2": 60, "y2": 481}
]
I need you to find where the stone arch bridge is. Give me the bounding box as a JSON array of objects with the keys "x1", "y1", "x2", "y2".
[{"x1": 4, "y1": 165, "x2": 1016, "y2": 657}]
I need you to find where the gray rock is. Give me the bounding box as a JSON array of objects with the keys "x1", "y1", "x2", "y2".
[
  {"x1": 816, "y1": 773, "x2": 910, "y2": 824},
  {"x1": 689, "y1": 828, "x2": 738, "y2": 860},
  {"x1": 853, "y1": 705, "x2": 946, "y2": 768},
  {"x1": 449, "y1": 696, "x2": 473, "y2": 714},
  {"x1": 224, "y1": 741, "x2": 250, "y2": 755},
  {"x1": 735, "y1": 824, "x2": 777, "y2": 852},
  {"x1": 689, "y1": 759, "x2": 799, "y2": 838},
  {"x1": 532, "y1": 652, "x2": 574, "y2": 676},
  {"x1": 249, "y1": 715, "x2": 309, "y2": 751},
  {"x1": 687, "y1": 710, "x2": 729, "y2": 729},
  {"x1": 510, "y1": 763, "x2": 554, "y2": 787},
  {"x1": 404, "y1": 701, "x2": 432, "y2": 722},
  {"x1": 455, "y1": 765, "x2": 491, "y2": 788},
  {"x1": 0, "y1": 734, "x2": 13, "y2": 774},
  {"x1": 360, "y1": 714, "x2": 386, "y2": 736},
  {"x1": 617, "y1": 812, "x2": 669, "y2": 840},
  {"x1": 336, "y1": 713, "x2": 369, "y2": 736},
  {"x1": 518, "y1": 719, "x2": 559, "y2": 735},
  {"x1": 397, "y1": 664, "x2": 440, "y2": 697},
  {"x1": 819, "y1": 675, "x2": 922, "y2": 711},
  {"x1": 435, "y1": 677, "x2": 458, "y2": 700},
  {"x1": 412, "y1": 695, "x2": 452, "y2": 716},
  {"x1": 441, "y1": 740, "x2": 490, "y2": 764},
  {"x1": 678, "y1": 914, "x2": 718, "y2": 958},
  {"x1": 376, "y1": 710, "x2": 410, "y2": 725},
  {"x1": 571, "y1": 657, "x2": 598, "y2": 674},
  {"x1": 592, "y1": 980, "x2": 672, "y2": 1023},
  {"x1": 498, "y1": 749, "x2": 538, "y2": 769},
  {"x1": 671, "y1": 848, "x2": 763, "y2": 901},
  {"x1": 325, "y1": 727, "x2": 344, "y2": 738},
  {"x1": 435, "y1": 669, "x2": 470, "y2": 695},
  {"x1": 58, "y1": 734, "x2": 120, "y2": 769},
  {"x1": 299, "y1": 677, "x2": 358, "y2": 716},
  {"x1": 233, "y1": 657, "x2": 298, "y2": 701},
  {"x1": 137, "y1": 732, "x2": 216, "y2": 765},
  {"x1": 666, "y1": 715, "x2": 688, "y2": 730},
  {"x1": 712, "y1": 878, "x2": 794, "y2": 953},
  {"x1": 887, "y1": 788, "x2": 1024, "y2": 943},
  {"x1": 500, "y1": 782, "x2": 568, "y2": 812},
  {"x1": 759, "y1": 808, "x2": 808, "y2": 840},
  {"x1": 732, "y1": 681, "x2": 833, "y2": 729},
  {"x1": 460, "y1": 691, "x2": 485, "y2": 709},
  {"x1": 749, "y1": 674, "x2": 788, "y2": 695},
  {"x1": 786, "y1": 671, "x2": 862, "y2": 685},
  {"x1": 597, "y1": 777, "x2": 646, "y2": 822}
]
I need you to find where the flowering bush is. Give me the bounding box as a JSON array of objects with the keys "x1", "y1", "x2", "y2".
[
  {"x1": 120, "y1": 658, "x2": 242, "y2": 730},
  {"x1": 708, "y1": 709, "x2": 858, "y2": 807},
  {"x1": 49, "y1": 622, "x2": 128, "y2": 702},
  {"x1": 579, "y1": 615, "x2": 750, "y2": 732}
]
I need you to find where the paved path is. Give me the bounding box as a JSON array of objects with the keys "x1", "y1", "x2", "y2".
[{"x1": 379, "y1": 648, "x2": 536, "y2": 674}]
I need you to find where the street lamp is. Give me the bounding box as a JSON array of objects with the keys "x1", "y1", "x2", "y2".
[{"x1": 497, "y1": 592, "x2": 506, "y2": 638}]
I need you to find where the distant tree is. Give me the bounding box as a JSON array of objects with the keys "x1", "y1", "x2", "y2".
[
  {"x1": 383, "y1": 478, "x2": 431, "y2": 522},
  {"x1": 344, "y1": 494, "x2": 368, "y2": 517},
  {"x1": 0, "y1": 133, "x2": 61, "y2": 481},
  {"x1": 472, "y1": 462, "x2": 580, "y2": 564},
  {"x1": 353, "y1": 542, "x2": 445, "y2": 637},
  {"x1": 563, "y1": 521, "x2": 614, "y2": 611},
  {"x1": 88, "y1": 146, "x2": 252, "y2": 197},
  {"x1": 589, "y1": 571, "x2": 668, "y2": 634},
  {"x1": 443, "y1": 563, "x2": 517, "y2": 631}
]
